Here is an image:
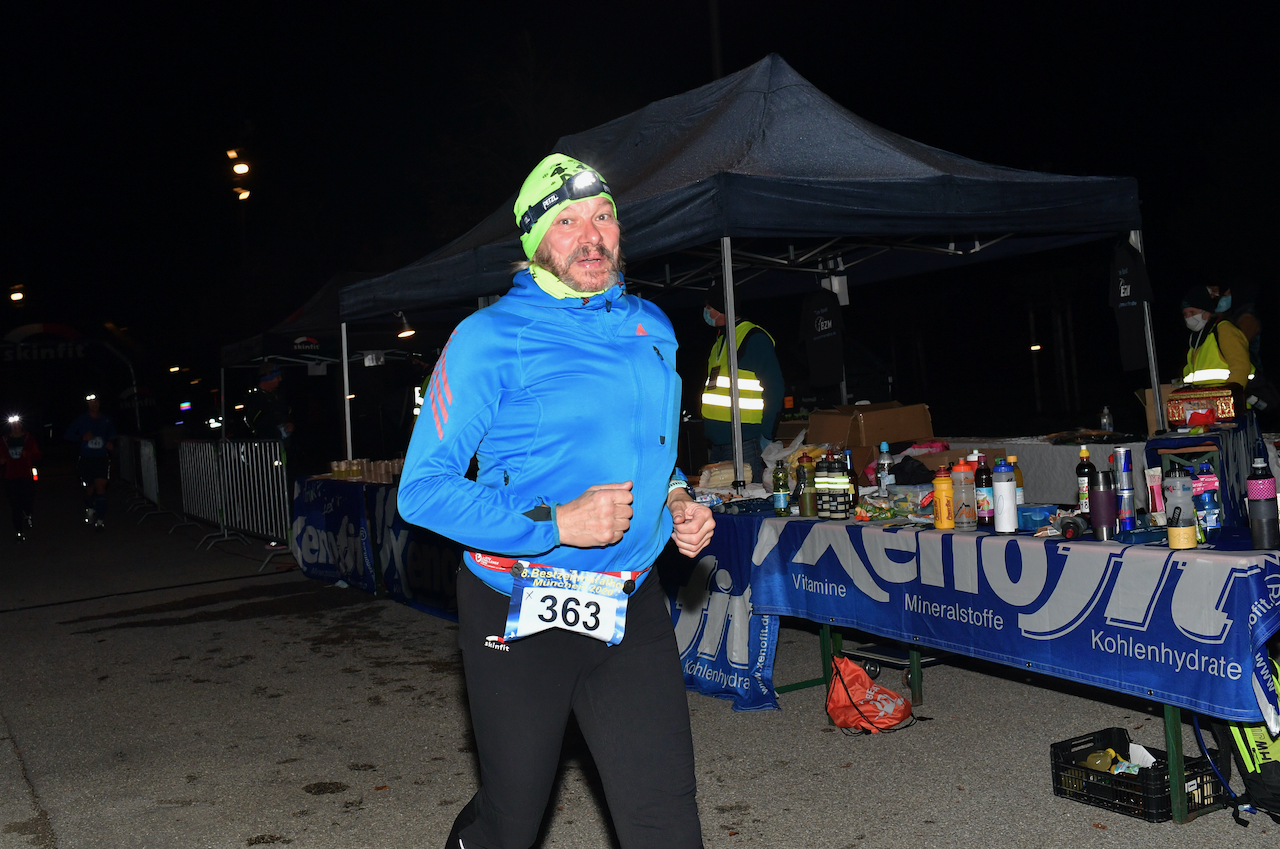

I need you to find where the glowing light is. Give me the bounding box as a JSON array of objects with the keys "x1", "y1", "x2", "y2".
[
  {"x1": 207, "y1": 418, "x2": 222, "y2": 429},
  {"x1": 234, "y1": 404, "x2": 245, "y2": 410},
  {"x1": 9, "y1": 292, "x2": 21, "y2": 301},
  {"x1": 226, "y1": 149, "x2": 239, "y2": 159},
  {"x1": 347, "y1": 394, "x2": 356, "y2": 399},
  {"x1": 85, "y1": 394, "x2": 96, "y2": 401},
  {"x1": 169, "y1": 366, "x2": 180, "y2": 372},
  {"x1": 232, "y1": 162, "x2": 249, "y2": 175},
  {"x1": 6, "y1": 415, "x2": 18, "y2": 424},
  {"x1": 1030, "y1": 344, "x2": 1042, "y2": 351},
  {"x1": 237, "y1": 189, "x2": 251, "y2": 200},
  {"x1": 179, "y1": 402, "x2": 192, "y2": 411}
]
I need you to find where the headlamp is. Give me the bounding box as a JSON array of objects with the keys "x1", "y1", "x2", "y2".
[
  {"x1": 518, "y1": 169, "x2": 612, "y2": 235},
  {"x1": 6, "y1": 415, "x2": 18, "y2": 424},
  {"x1": 85, "y1": 394, "x2": 97, "y2": 401}
]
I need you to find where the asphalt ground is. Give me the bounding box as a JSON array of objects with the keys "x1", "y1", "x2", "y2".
[{"x1": 3, "y1": 471, "x2": 1279, "y2": 848}]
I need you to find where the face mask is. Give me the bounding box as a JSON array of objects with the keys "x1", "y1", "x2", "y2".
[
  {"x1": 703, "y1": 307, "x2": 717, "y2": 327},
  {"x1": 1216, "y1": 295, "x2": 1232, "y2": 312},
  {"x1": 1185, "y1": 314, "x2": 1208, "y2": 332}
]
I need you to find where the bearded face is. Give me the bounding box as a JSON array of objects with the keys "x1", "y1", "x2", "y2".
[{"x1": 533, "y1": 196, "x2": 624, "y2": 292}]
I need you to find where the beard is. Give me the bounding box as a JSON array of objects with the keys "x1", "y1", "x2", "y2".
[{"x1": 534, "y1": 243, "x2": 625, "y2": 293}]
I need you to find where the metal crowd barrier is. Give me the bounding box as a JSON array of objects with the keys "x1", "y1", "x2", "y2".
[{"x1": 175, "y1": 439, "x2": 292, "y2": 570}]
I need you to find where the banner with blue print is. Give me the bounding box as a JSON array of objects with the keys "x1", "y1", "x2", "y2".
[
  {"x1": 365, "y1": 484, "x2": 460, "y2": 620},
  {"x1": 659, "y1": 515, "x2": 778, "y2": 712},
  {"x1": 748, "y1": 520, "x2": 1280, "y2": 729},
  {"x1": 291, "y1": 478, "x2": 377, "y2": 594}
]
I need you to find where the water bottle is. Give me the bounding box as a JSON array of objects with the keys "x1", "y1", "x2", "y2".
[
  {"x1": 1007, "y1": 454, "x2": 1025, "y2": 505},
  {"x1": 1100, "y1": 406, "x2": 1114, "y2": 432},
  {"x1": 993, "y1": 458, "x2": 1017, "y2": 534},
  {"x1": 771, "y1": 460, "x2": 790, "y2": 517},
  {"x1": 1248, "y1": 457, "x2": 1280, "y2": 550},
  {"x1": 797, "y1": 459, "x2": 818, "y2": 518},
  {"x1": 932, "y1": 466, "x2": 955, "y2": 529},
  {"x1": 951, "y1": 461, "x2": 977, "y2": 531},
  {"x1": 1194, "y1": 461, "x2": 1221, "y2": 540},
  {"x1": 974, "y1": 454, "x2": 994, "y2": 527},
  {"x1": 1076, "y1": 447, "x2": 1096, "y2": 515},
  {"x1": 1163, "y1": 465, "x2": 1197, "y2": 550},
  {"x1": 876, "y1": 441, "x2": 893, "y2": 497},
  {"x1": 1089, "y1": 469, "x2": 1119, "y2": 541},
  {"x1": 815, "y1": 452, "x2": 832, "y2": 519},
  {"x1": 828, "y1": 450, "x2": 851, "y2": 520}
]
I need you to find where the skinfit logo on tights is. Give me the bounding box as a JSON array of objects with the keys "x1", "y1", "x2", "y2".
[{"x1": 483, "y1": 635, "x2": 509, "y2": 652}]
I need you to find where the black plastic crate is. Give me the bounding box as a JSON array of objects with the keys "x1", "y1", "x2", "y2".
[{"x1": 1050, "y1": 727, "x2": 1225, "y2": 822}]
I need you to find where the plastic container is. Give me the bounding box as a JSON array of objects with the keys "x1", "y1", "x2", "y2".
[
  {"x1": 826, "y1": 449, "x2": 851, "y2": 520},
  {"x1": 815, "y1": 453, "x2": 832, "y2": 519},
  {"x1": 1050, "y1": 727, "x2": 1225, "y2": 822},
  {"x1": 1007, "y1": 454, "x2": 1025, "y2": 505},
  {"x1": 1163, "y1": 465, "x2": 1197, "y2": 550},
  {"x1": 932, "y1": 467, "x2": 954, "y2": 529},
  {"x1": 1100, "y1": 405, "x2": 1114, "y2": 432},
  {"x1": 1076, "y1": 447, "x2": 1096, "y2": 515},
  {"x1": 993, "y1": 458, "x2": 1017, "y2": 534},
  {"x1": 1016, "y1": 504, "x2": 1056, "y2": 531},
  {"x1": 974, "y1": 454, "x2": 994, "y2": 527},
  {"x1": 876, "y1": 441, "x2": 893, "y2": 497},
  {"x1": 1248, "y1": 457, "x2": 1280, "y2": 550},
  {"x1": 950, "y1": 461, "x2": 977, "y2": 531}
]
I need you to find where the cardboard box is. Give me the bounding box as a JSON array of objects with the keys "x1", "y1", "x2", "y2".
[
  {"x1": 775, "y1": 419, "x2": 809, "y2": 443},
  {"x1": 807, "y1": 402, "x2": 933, "y2": 451}
]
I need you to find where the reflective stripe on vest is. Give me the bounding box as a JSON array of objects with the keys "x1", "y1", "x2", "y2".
[
  {"x1": 701, "y1": 321, "x2": 774, "y2": 424},
  {"x1": 1183, "y1": 324, "x2": 1254, "y2": 385}
]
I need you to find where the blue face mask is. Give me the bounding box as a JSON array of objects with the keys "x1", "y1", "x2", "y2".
[
  {"x1": 1216, "y1": 295, "x2": 1232, "y2": 312},
  {"x1": 703, "y1": 307, "x2": 717, "y2": 327}
]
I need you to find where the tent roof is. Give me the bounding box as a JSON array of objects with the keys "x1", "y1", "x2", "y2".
[
  {"x1": 340, "y1": 54, "x2": 1141, "y2": 320},
  {"x1": 222, "y1": 272, "x2": 382, "y2": 367}
]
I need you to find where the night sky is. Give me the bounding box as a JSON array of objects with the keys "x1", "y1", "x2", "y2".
[{"x1": 6, "y1": 4, "x2": 1276, "y2": 444}]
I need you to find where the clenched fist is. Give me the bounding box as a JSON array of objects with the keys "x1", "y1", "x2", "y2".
[{"x1": 556, "y1": 482, "x2": 633, "y2": 548}]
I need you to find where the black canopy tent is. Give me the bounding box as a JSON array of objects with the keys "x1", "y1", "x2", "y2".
[
  {"x1": 221, "y1": 272, "x2": 469, "y2": 453},
  {"x1": 339, "y1": 54, "x2": 1158, "y2": 474}
]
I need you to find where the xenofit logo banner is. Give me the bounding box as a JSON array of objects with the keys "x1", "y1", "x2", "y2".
[{"x1": 747, "y1": 521, "x2": 1280, "y2": 725}]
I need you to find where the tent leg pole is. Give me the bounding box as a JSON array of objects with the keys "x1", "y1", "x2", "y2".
[
  {"x1": 341, "y1": 321, "x2": 353, "y2": 460},
  {"x1": 1131, "y1": 229, "x2": 1167, "y2": 432},
  {"x1": 721, "y1": 236, "x2": 744, "y2": 491}
]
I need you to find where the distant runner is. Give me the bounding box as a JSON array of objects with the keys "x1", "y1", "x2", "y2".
[{"x1": 65, "y1": 394, "x2": 116, "y2": 530}]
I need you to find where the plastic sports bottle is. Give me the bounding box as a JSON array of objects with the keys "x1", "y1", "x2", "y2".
[
  {"x1": 932, "y1": 466, "x2": 955, "y2": 530},
  {"x1": 828, "y1": 450, "x2": 851, "y2": 520},
  {"x1": 1163, "y1": 465, "x2": 1197, "y2": 550},
  {"x1": 772, "y1": 460, "x2": 790, "y2": 517},
  {"x1": 876, "y1": 441, "x2": 893, "y2": 497},
  {"x1": 1076, "y1": 447, "x2": 1096, "y2": 515},
  {"x1": 951, "y1": 461, "x2": 977, "y2": 532},
  {"x1": 1248, "y1": 458, "x2": 1280, "y2": 551},
  {"x1": 993, "y1": 458, "x2": 1017, "y2": 534},
  {"x1": 974, "y1": 454, "x2": 994, "y2": 527},
  {"x1": 815, "y1": 452, "x2": 832, "y2": 519},
  {"x1": 1007, "y1": 454, "x2": 1025, "y2": 505}
]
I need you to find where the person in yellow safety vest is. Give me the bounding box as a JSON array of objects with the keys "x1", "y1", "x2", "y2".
[
  {"x1": 1182, "y1": 286, "x2": 1253, "y2": 391},
  {"x1": 701, "y1": 287, "x2": 783, "y2": 484}
]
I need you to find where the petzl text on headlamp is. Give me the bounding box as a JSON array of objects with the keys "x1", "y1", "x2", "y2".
[{"x1": 518, "y1": 169, "x2": 612, "y2": 235}]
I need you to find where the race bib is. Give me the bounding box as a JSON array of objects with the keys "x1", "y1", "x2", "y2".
[
  {"x1": 8, "y1": 447, "x2": 21, "y2": 460},
  {"x1": 88, "y1": 437, "x2": 104, "y2": 450},
  {"x1": 504, "y1": 562, "x2": 630, "y2": 646}
]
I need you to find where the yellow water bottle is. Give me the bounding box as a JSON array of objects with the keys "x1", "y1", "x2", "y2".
[{"x1": 933, "y1": 466, "x2": 955, "y2": 529}]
